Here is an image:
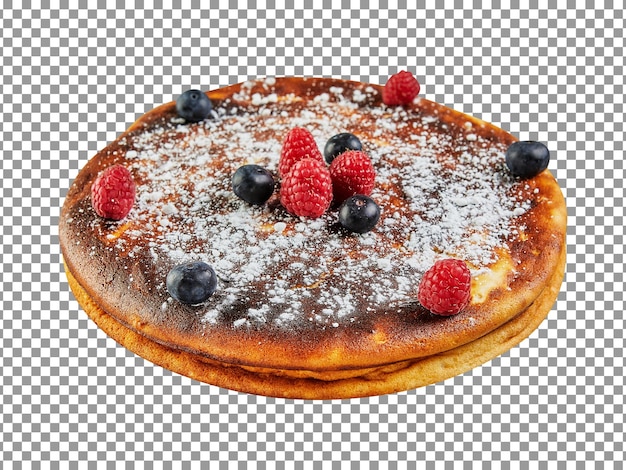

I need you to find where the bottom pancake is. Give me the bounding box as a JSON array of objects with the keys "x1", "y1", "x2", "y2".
[{"x1": 65, "y1": 242, "x2": 565, "y2": 400}]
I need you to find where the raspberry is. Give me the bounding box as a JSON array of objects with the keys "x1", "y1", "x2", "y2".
[
  {"x1": 382, "y1": 71, "x2": 420, "y2": 106},
  {"x1": 328, "y1": 150, "x2": 376, "y2": 204},
  {"x1": 278, "y1": 127, "x2": 324, "y2": 178},
  {"x1": 91, "y1": 164, "x2": 136, "y2": 220},
  {"x1": 418, "y1": 259, "x2": 471, "y2": 316},
  {"x1": 280, "y1": 157, "x2": 333, "y2": 218}
]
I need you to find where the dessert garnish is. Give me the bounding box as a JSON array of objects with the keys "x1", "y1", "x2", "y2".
[
  {"x1": 175, "y1": 89, "x2": 213, "y2": 122},
  {"x1": 382, "y1": 70, "x2": 421, "y2": 106},
  {"x1": 418, "y1": 259, "x2": 472, "y2": 316},
  {"x1": 166, "y1": 261, "x2": 218, "y2": 305},
  {"x1": 328, "y1": 150, "x2": 376, "y2": 204},
  {"x1": 338, "y1": 195, "x2": 381, "y2": 234},
  {"x1": 323, "y1": 132, "x2": 363, "y2": 164},
  {"x1": 505, "y1": 141, "x2": 550, "y2": 178},
  {"x1": 232, "y1": 164, "x2": 276, "y2": 205},
  {"x1": 278, "y1": 126, "x2": 324, "y2": 177},
  {"x1": 279, "y1": 157, "x2": 333, "y2": 218},
  {"x1": 90, "y1": 164, "x2": 136, "y2": 221}
]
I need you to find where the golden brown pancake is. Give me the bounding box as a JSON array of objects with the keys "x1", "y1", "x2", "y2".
[{"x1": 60, "y1": 77, "x2": 567, "y2": 398}]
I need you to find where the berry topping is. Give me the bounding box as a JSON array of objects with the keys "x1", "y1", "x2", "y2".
[
  {"x1": 418, "y1": 259, "x2": 471, "y2": 316},
  {"x1": 382, "y1": 71, "x2": 420, "y2": 106},
  {"x1": 338, "y1": 195, "x2": 381, "y2": 234},
  {"x1": 505, "y1": 141, "x2": 550, "y2": 179},
  {"x1": 278, "y1": 127, "x2": 324, "y2": 178},
  {"x1": 175, "y1": 89, "x2": 213, "y2": 122},
  {"x1": 166, "y1": 261, "x2": 218, "y2": 305},
  {"x1": 328, "y1": 150, "x2": 376, "y2": 204},
  {"x1": 323, "y1": 132, "x2": 363, "y2": 164},
  {"x1": 91, "y1": 164, "x2": 136, "y2": 221},
  {"x1": 279, "y1": 157, "x2": 333, "y2": 218},
  {"x1": 232, "y1": 164, "x2": 275, "y2": 205}
]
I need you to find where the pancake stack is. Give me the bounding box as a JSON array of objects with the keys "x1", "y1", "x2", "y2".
[{"x1": 60, "y1": 77, "x2": 566, "y2": 399}]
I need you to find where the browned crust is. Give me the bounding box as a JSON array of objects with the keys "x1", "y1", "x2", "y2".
[
  {"x1": 60, "y1": 77, "x2": 567, "y2": 373},
  {"x1": 64, "y1": 240, "x2": 565, "y2": 399}
]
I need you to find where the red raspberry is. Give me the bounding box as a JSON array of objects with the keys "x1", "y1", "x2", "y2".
[
  {"x1": 278, "y1": 127, "x2": 324, "y2": 178},
  {"x1": 91, "y1": 164, "x2": 136, "y2": 220},
  {"x1": 280, "y1": 157, "x2": 333, "y2": 218},
  {"x1": 382, "y1": 71, "x2": 420, "y2": 106},
  {"x1": 328, "y1": 150, "x2": 376, "y2": 204},
  {"x1": 418, "y1": 259, "x2": 471, "y2": 316}
]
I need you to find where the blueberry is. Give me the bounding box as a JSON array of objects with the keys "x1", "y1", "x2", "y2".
[
  {"x1": 338, "y1": 195, "x2": 381, "y2": 234},
  {"x1": 166, "y1": 261, "x2": 218, "y2": 305},
  {"x1": 232, "y1": 164, "x2": 275, "y2": 205},
  {"x1": 505, "y1": 141, "x2": 550, "y2": 178},
  {"x1": 324, "y1": 133, "x2": 362, "y2": 164},
  {"x1": 175, "y1": 89, "x2": 213, "y2": 122}
]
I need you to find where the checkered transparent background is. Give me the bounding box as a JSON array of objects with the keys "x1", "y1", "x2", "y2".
[{"x1": 2, "y1": 1, "x2": 624, "y2": 467}]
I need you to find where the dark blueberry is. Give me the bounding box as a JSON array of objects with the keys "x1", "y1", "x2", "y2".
[
  {"x1": 232, "y1": 164, "x2": 275, "y2": 205},
  {"x1": 175, "y1": 89, "x2": 213, "y2": 122},
  {"x1": 338, "y1": 195, "x2": 381, "y2": 234},
  {"x1": 505, "y1": 141, "x2": 550, "y2": 178},
  {"x1": 166, "y1": 261, "x2": 218, "y2": 305},
  {"x1": 324, "y1": 133, "x2": 363, "y2": 164}
]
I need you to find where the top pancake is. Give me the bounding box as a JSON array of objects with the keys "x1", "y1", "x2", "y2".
[{"x1": 60, "y1": 77, "x2": 566, "y2": 372}]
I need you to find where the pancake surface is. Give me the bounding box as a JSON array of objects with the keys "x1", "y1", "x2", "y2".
[{"x1": 60, "y1": 77, "x2": 566, "y2": 398}]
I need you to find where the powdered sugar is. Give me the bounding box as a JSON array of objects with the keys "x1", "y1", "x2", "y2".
[{"x1": 108, "y1": 78, "x2": 531, "y2": 330}]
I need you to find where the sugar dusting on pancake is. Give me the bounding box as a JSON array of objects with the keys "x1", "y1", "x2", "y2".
[{"x1": 78, "y1": 77, "x2": 533, "y2": 331}]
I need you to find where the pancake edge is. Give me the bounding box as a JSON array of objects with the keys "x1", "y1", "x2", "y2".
[{"x1": 64, "y1": 240, "x2": 566, "y2": 400}]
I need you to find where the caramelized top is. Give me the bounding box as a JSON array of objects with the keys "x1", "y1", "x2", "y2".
[{"x1": 60, "y1": 78, "x2": 566, "y2": 370}]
